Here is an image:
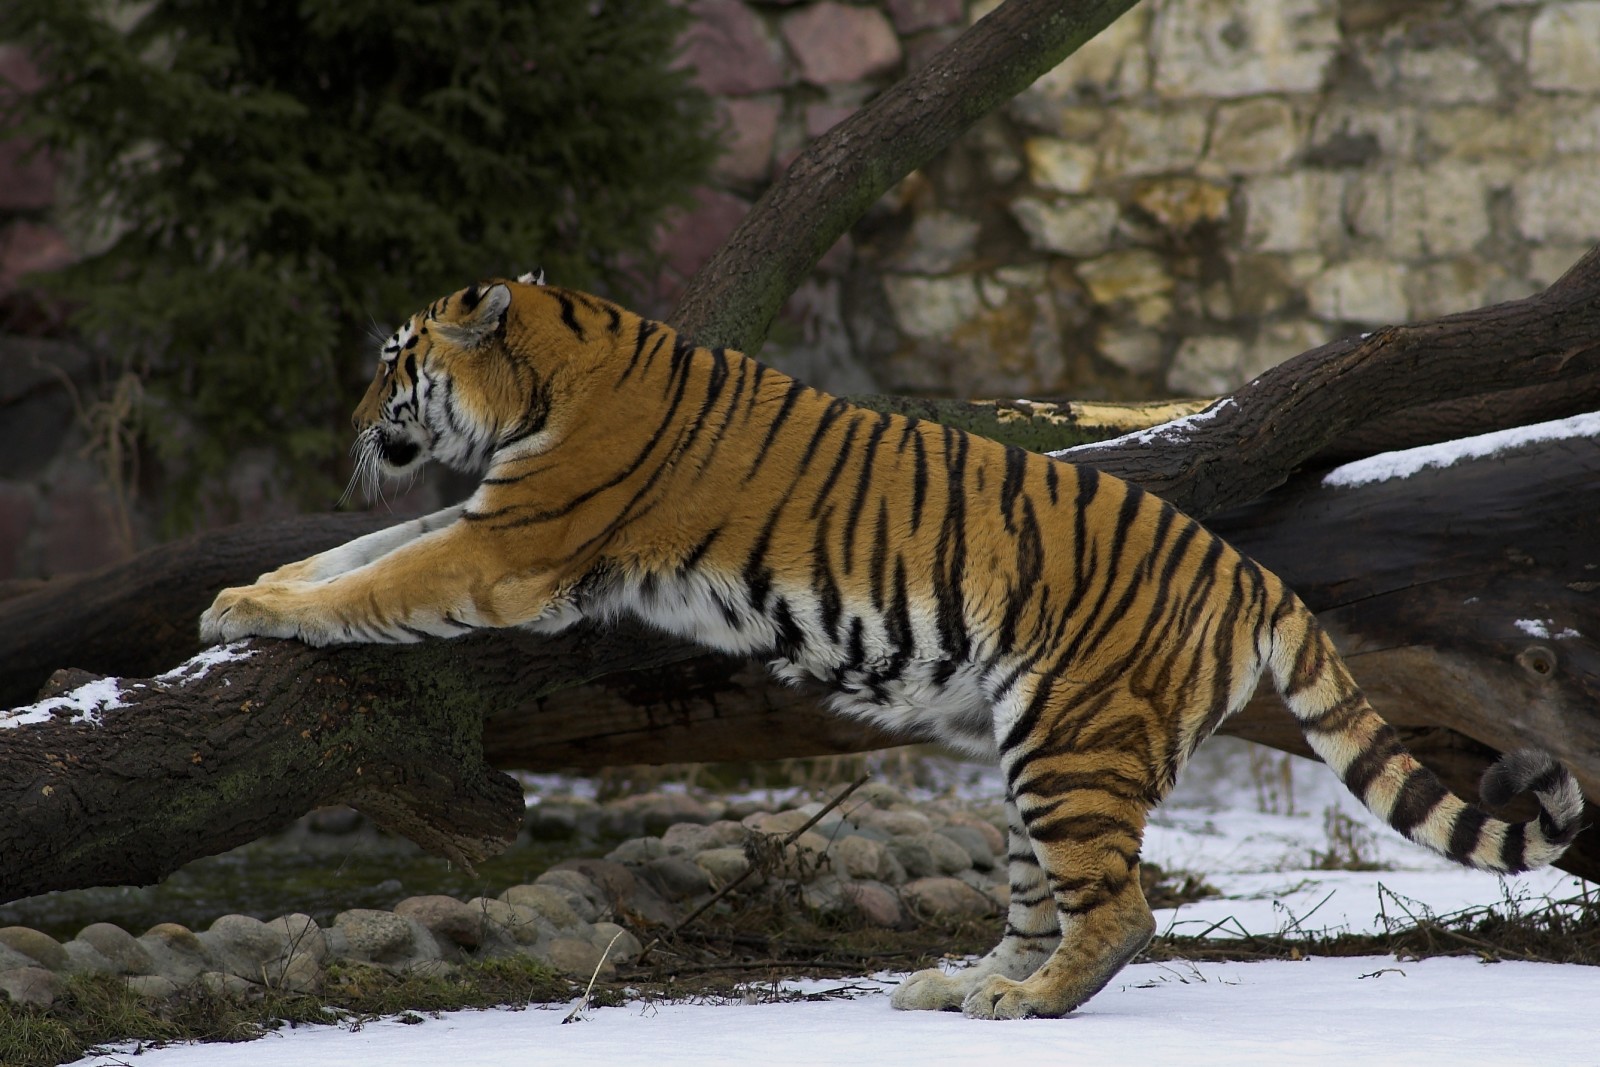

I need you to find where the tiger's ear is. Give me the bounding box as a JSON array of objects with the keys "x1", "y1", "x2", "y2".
[
  {"x1": 516, "y1": 269, "x2": 546, "y2": 286},
  {"x1": 434, "y1": 283, "x2": 511, "y2": 346}
]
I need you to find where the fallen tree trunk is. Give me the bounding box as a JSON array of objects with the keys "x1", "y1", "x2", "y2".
[{"x1": 4, "y1": 356, "x2": 1599, "y2": 896}]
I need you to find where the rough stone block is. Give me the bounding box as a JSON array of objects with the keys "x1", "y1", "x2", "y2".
[
  {"x1": 713, "y1": 96, "x2": 781, "y2": 185},
  {"x1": 782, "y1": 2, "x2": 901, "y2": 85},
  {"x1": 1151, "y1": 0, "x2": 1339, "y2": 99},
  {"x1": 678, "y1": 0, "x2": 790, "y2": 95},
  {"x1": 1024, "y1": 138, "x2": 1097, "y2": 194},
  {"x1": 1515, "y1": 159, "x2": 1600, "y2": 243},
  {"x1": 1009, "y1": 196, "x2": 1120, "y2": 257},
  {"x1": 0, "y1": 965, "x2": 60, "y2": 1008},
  {"x1": 1530, "y1": 2, "x2": 1600, "y2": 92},
  {"x1": 886, "y1": 0, "x2": 964, "y2": 34},
  {"x1": 1166, "y1": 335, "x2": 1248, "y2": 395},
  {"x1": 1307, "y1": 258, "x2": 1408, "y2": 324},
  {"x1": 1203, "y1": 97, "x2": 1300, "y2": 175}
]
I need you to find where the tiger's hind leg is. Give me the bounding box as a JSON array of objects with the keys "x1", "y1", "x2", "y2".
[
  {"x1": 961, "y1": 698, "x2": 1161, "y2": 1019},
  {"x1": 891, "y1": 797, "x2": 1063, "y2": 1011}
]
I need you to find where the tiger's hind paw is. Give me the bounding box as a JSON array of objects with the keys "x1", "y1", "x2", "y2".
[{"x1": 890, "y1": 967, "x2": 973, "y2": 1011}]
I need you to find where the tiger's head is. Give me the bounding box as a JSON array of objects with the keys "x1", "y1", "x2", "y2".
[{"x1": 348, "y1": 269, "x2": 602, "y2": 496}]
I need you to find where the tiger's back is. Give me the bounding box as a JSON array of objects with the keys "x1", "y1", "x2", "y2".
[{"x1": 200, "y1": 277, "x2": 1584, "y2": 1019}]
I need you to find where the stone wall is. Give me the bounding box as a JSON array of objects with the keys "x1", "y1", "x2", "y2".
[
  {"x1": 657, "y1": 0, "x2": 1600, "y2": 400},
  {"x1": 4, "y1": 0, "x2": 1600, "y2": 580}
]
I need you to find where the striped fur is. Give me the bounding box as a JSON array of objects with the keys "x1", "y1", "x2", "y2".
[{"x1": 201, "y1": 278, "x2": 1585, "y2": 1018}]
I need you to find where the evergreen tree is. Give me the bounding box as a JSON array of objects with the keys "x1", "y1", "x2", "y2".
[{"x1": 1, "y1": 0, "x2": 718, "y2": 521}]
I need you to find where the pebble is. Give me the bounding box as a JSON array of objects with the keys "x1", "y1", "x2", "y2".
[{"x1": 0, "y1": 784, "x2": 1012, "y2": 1009}]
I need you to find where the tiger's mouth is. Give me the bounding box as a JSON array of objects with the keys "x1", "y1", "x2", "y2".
[{"x1": 379, "y1": 437, "x2": 421, "y2": 469}]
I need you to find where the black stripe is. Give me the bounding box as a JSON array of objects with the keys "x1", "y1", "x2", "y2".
[
  {"x1": 1000, "y1": 445, "x2": 1027, "y2": 532},
  {"x1": 1446, "y1": 805, "x2": 1488, "y2": 864},
  {"x1": 1388, "y1": 773, "x2": 1448, "y2": 836},
  {"x1": 556, "y1": 292, "x2": 585, "y2": 339},
  {"x1": 744, "y1": 379, "x2": 808, "y2": 482},
  {"x1": 841, "y1": 413, "x2": 890, "y2": 570}
]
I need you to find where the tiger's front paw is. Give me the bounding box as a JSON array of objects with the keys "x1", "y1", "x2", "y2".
[
  {"x1": 199, "y1": 583, "x2": 315, "y2": 644},
  {"x1": 962, "y1": 974, "x2": 1076, "y2": 1020},
  {"x1": 254, "y1": 557, "x2": 324, "y2": 584}
]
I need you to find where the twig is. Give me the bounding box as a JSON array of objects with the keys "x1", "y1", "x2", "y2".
[
  {"x1": 635, "y1": 774, "x2": 872, "y2": 965},
  {"x1": 562, "y1": 929, "x2": 625, "y2": 1023}
]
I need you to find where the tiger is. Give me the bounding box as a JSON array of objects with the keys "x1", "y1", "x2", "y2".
[{"x1": 200, "y1": 274, "x2": 1584, "y2": 1019}]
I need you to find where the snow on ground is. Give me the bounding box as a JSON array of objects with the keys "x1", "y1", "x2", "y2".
[{"x1": 71, "y1": 742, "x2": 1600, "y2": 1067}]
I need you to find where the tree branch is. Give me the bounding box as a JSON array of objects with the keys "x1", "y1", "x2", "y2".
[{"x1": 669, "y1": 0, "x2": 1144, "y2": 351}]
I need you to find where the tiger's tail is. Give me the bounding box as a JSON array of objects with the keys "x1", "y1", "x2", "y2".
[{"x1": 1267, "y1": 599, "x2": 1584, "y2": 873}]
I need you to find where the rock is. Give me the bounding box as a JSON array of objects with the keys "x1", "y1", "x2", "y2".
[
  {"x1": 1017, "y1": 4, "x2": 1149, "y2": 103},
  {"x1": 1203, "y1": 97, "x2": 1300, "y2": 175},
  {"x1": 639, "y1": 856, "x2": 715, "y2": 902},
  {"x1": 1529, "y1": 3, "x2": 1600, "y2": 91},
  {"x1": 333, "y1": 909, "x2": 439, "y2": 966},
  {"x1": 657, "y1": 188, "x2": 750, "y2": 281},
  {"x1": 886, "y1": 835, "x2": 939, "y2": 879},
  {"x1": 1024, "y1": 139, "x2": 1097, "y2": 194},
  {"x1": 589, "y1": 923, "x2": 644, "y2": 966},
  {"x1": 800, "y1": 873, "x2": 850, "y2": 914},
  {"x1": 201, "y1": 914, "x2": 290, "y2": 984},
  {"x1": 305, "y1": 805, "x2": 363, "y2": 835},
  {"x1": 198, "y1": 970, "x2": 256, "y2": 998},
  {"x1": 1243, "y1": 172, "x2": 1345, "y2": 254},
  {"x1": 890, "y1": 211, "x2": 981, "y2": 274},
  {"x1": 137, "y1": 923, "x2": 212, "y2": 985},
  {"x1": 272, "y1": 949, "x2": 324, "y2": 994},
  {"x1": 535, "y1": 869, "x2": 609, "y2": 920},
  {"x1": 1152, "y1": 0, "x2": 1339, "y2": 98},
  {"x1": 1350, "y1": 165, "x2": 1492, "y2": 259},
  {"x1": 937, "y1": 825, "x2": 998, "y2": 871},
  {"x1": 881, "y1": 274, "x2": 981, "y2": 339},
  {"x1": 1010, "y1": 197, "x2": 1121, "y2": 257},
  {"x1": 606, "y1": 836, "x2": 668, "y2": 866},
  {"x1": 395, "y1": 895, "x2": 485, "y2": 950},
  {"x1": 886, "y1": 0, "x2": 964, "y2": 34},
  {"x1": 550, "y1": 859, "x2": 638, "y2": 914},
  {"x1": 678, "y1": 0, "x2": 789, "y2": 95},
  {"x1": 1306, "y1": 259, "x2": 1408, "y2": 324},
  {"x1": 62, "y1": 938, "x2": 115, "y2": 975},
  {"x1": 125, "y1": 974, "x2": 181, "y2": 1000},
  {"x1": 831, "y1": 835, "x2": 894, "y2": 881},
  {"x1": 695, "y1": 846, "x2": 756, "y2": 888},
  {"x1": 1096, "y1": 325, "x2": 1166, "y2": 375},
  {"x1": 660, "y1": 822, "x2": 730, "y2": 855},
  {"x1": 1077, "y1": 250, "x2": 1173, "y2": 305},
  {"x1": 900, "y1": 876, "x2": 998, "y2": 920},
  {"x1": 1105, "y1": 107, "x2": 1211, "y2": 176},
  {"x1": 76, "y1": 922, "x2": 153, "y2": 975},
  {"x1": 545, "y1": 936, "x2": 616, "y2": 981},
  {"x1": 850, "y1": 782, "x2": 910, "y2": 809},
  {"x1": 502, "y1": 884, "x2": 585, "y2": 930},
  {"x1": 0, "y1": 965, "x2": 61, "y2": 1008},
  {"x1": 1166, "y1": 335, "x2": 1249, "y2": 395},
  {"x1": 714, "y1": 96, "x2": 781, "y2": 185},
  {"x1": 782, "y1": 3, "x2": 901, "y2": 85},
  {"x1": 608, "y1": 792, "x2": 719, "y2": 836},
  {"x1": 867, "y1": 808, "x2": 934, "y2": 836},
  {"x1": 0, "y1": 926, "x2": 68, "y2": 972},
  {"x1": 463, "y1": 898, "x2": 545, "y2": 947},
  {"x1": 944, "y1": 812, "x2": 1006, "y2": 857},
  {"x1": 1131, "y1": 177, "x2": 1230, "y2": 233},
  {"x1": 921, "y1": 831, "x2": 975, "y2": 875},
  {"x1": 841, "y1": 881, "x2": 907, "y2": 928},
  {"x1": 1515, "y1": 160, "x2": 1600, "y2": 244}
]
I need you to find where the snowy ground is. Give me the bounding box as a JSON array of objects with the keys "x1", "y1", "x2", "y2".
[{"x1": 72, "y1": 742, "x2": 1600, "y2": 1067}]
